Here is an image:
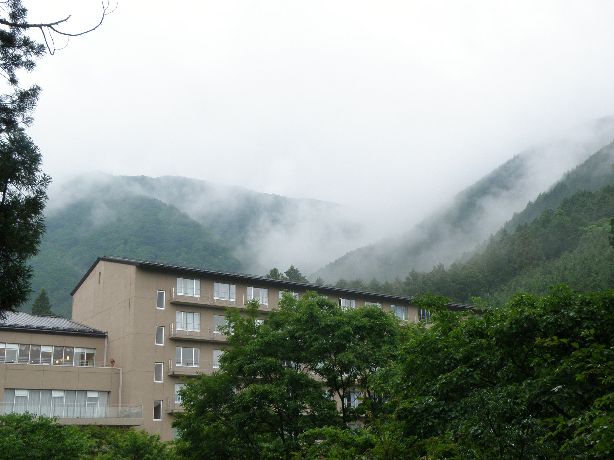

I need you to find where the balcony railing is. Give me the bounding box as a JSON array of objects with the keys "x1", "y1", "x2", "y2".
[
  {"x1": 171, "y1": 289, "x2": 273, "y2": 311},
  {"x1": 0, "y1": 403, "x2": 143, "y2": 420},
  {"x1": 166, "y1": 399, "x2": 184, "y2": 414},
  {"x1": 168, "y1": 359, "x2": 218, "y2": 376},
  {"x1": 168, "y1": 323, "x2": 228, "y2": 343}
]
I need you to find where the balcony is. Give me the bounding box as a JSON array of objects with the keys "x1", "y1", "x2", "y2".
[
  {"x1": 167, "y1": 359, "x2": 218, "y2": 377},
  {"x1": 168, "y1": 323, "x2": 227, "y2": 343},
  {"x1": 170, "y1": 290, "x2": 273, "y2": 312},
  {"x1": 166, "y1": 399, "x2": 184, "y2": 414},
  {"x1": 0, "y1": 403, "x2": 143, "y2": 426}
]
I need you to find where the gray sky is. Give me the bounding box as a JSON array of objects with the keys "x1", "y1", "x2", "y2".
[{"x1": 24, "y1": 1, "x2": 614, "y2": 225}]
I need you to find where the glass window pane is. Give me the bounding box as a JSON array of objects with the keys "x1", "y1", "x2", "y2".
[
  {"x1": 18, "y1": 344, "x2": 30, "y2": 364},
  {"x1": 153, "y1": 400, "x2": 162, "y2": 420},
  {"x1": 154, "y1": 363, "x2": 163, "y2": 382},
  {"x1": 53, "y1": 346, "x2": 64, "y2": 365},
  {"x1": 156, "y1": 290, "x2": 165, "y2": 309},
  {"x1": 155, "y1": 326, "x2": 164, "y2": 345},
  {"x1": 30, "y1": 345, "x2": 41, "y2": 364},
  {"x1": 5, "y1": 344, "x2": 18, "y2": 363},
  {"x1": 63, "y1": 347, "x2": 74, "y2": 366},
  {"x1": 175, "y1": 347, "x2": 182, "y2": 366}
]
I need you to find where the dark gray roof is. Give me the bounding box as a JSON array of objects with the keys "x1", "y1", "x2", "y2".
[
  {"x1": 0, "y1": 311, "x2": 106, "y2": 337},
  {"x1": 73, "y1": 256, "x2": 417, "y2": 304}
]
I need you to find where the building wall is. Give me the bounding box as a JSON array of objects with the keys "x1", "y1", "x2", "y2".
[
  {"x1": 0, "y1": 329, "x2": 120, "y2": 406},
  {"x1": 72, "y1": 260, "x2": 420, "y2": 440}
]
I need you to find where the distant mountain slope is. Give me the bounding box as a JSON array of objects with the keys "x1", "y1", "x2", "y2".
[
  {"x1": 316, "y1": 133, "x2": 614, "y2": 282},
  {"x1": 337, "y1": 183, "x2": 614, "y2": 304},
  {"x1": 48, "y1": 174, "x2": 367, "y2": 274},
  {"x1": 29, "y1": 195, "x2": 242, "y2": 317},
  {"x1": 506, "y1": 144, "x2": 614, "y2": 230},
  {"x1": 28, "y1": 174, "x2": 368, "y2": 316}
]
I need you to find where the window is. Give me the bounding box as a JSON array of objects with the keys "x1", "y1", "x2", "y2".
[
  {"x1": 212, "y1": 349, "x2": 223, "y2": 369},
  {"x1": 176, "y1": 278, "x2": 201, "y2": 297},
  {"x1": 419, "y1": 308, "x2": 432, "y2": 322},
  {"x1": 365, "y1": 302, "x2": 382, "y2": 308},
  {"x1": 155, "y1": 326, "x2": 165, "y2": 345},
  {"x1": 212, "y1": 315, "x2": 227, "y2": 333},
  {"x1": 156, "y1": 290, "x2": 165, "y2": 309},
  {"x1": 52, "y1": 390, "x2": 65, "y2": 417},
  {"x1": 154, "y1": 363, "x2": 163, "y2": 382},
  {"x1": 153, "y1": 400, "x2": 163, "y2": 421},
  {"x1": 174, "y1": 384, "x2": 185, "y2": 404},
  {"x1": 18, "y1": 344, "x2": 30, "y2": 364},
  {"x1": 247, "y1": 287, "x2": 268, "y2": 305},
  {"x1": 339, "y1": 298, "x2": 356, "y2": 309},
  {"x1": 1, "y1": 344, "x2": 18, "y2": 363},
  {"x1": 40, "y1": 346, "x2": 53, "y2": 365},
  {"x1": 176, "y1": 311, "x2": 200, "y2": 331},
  {"x1": 14, "y1": 389, "x2": 29, "y2": 413},
  {"x1": 345, "y1": 390, "x2": 362, "y2": 409},
  {"x1": 392, "y1": 305, "x2": 409, "y2": 321},
  {"x1": 53, "y1": 346, "x2": 74, "y2": 365},
  {"x1": 85, "y1": 391, "x2": 100, "y2": 417},
  {"x1": 4, "y1": 389, "x2": 109, "y2": 418},
  {"x1": 29, "y1": 345, "x2": 41, "y2": 364},
  {"x1": 175, "y1": 347, "x2": 199, "y2": 367},
  {"x1": 74, "y1": 348, "x2": 95, "y2": 367},
  {"x1": 213, "y1": 282, "x2": 235, "y2": 301}
]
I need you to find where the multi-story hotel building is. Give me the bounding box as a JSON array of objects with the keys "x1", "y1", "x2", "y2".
[{"x1": 1, "y1": 256, "x2": 424, "y2": 440}]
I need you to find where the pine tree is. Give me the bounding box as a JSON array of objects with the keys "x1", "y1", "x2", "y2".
[{"x1": 31, "y1": 288, "x2": 52, "y2": 316}]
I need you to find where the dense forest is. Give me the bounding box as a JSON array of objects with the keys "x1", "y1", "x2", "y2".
[
  {"x1": 316, "y1": 142, "x2": 614, "y2": 282},
  {"x1": 337, "y1": 181, "x2": 614, "y2": 305},
  {"x1": 172, "y1": 289, "x2": 614, "y2": 459},
  {"x1": 29, "y1": 195, "x2": 242, "y2": 317}
]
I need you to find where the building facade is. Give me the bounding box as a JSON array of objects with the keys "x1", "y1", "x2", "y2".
[
  {"x1": 0, "y1": 312, "x2": 142, "y2": 425},
  {"x1": 1, "y1": 256, "x2": 421, "y2": 440}
]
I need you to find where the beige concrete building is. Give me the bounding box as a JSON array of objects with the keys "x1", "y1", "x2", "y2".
[
  {"x1": 2, "y1": 256, "x2": 423, "y2": 440},
  {"x1": 0, "y1": 312, "x2": 142, "y2": 426}
]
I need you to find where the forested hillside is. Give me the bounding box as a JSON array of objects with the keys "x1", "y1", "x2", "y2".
[
  {"x1": 28, "y1": 174, "x2": 366, "y2": 317},
  {"x1": 338, "y1": 184, "x2": 614, "y2": 304},
  {"x1": 316, "y1": 138, "x2": 614, "y2": 282},
  {"x1": 29, "y1": 195, "x2": 242, "y2": 317}
]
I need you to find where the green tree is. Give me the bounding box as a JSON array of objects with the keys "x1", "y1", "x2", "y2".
[
  {"x1": 174, "y1": 300, "x2": 338, "y2": 459},
  {"x1": 81, "y1": 426, "x2": 177, "y2": 460},
  {"x1": 266, "y1": 267, "x2": 284, "y2": 280},
  {"x1": 380, "y1": 287, "x2": 614, "y2": 458},
  {"x1": 0, "y1": 2, "x2": 109, "y2": 314},
  {"x1": 0, "y1": 413, "x2": 89, "y2": 460},
  {"x1": 0, "y1": 129, "x2": 50, "y2": 313},
  {"x1": 31, "y1": 288, "x2": 52, "y2": 315},
  {"x1": 284, "y1": 265, "x2": 308, "y2": 283}
]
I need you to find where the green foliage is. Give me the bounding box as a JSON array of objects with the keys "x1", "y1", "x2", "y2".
[
  {"x1": 175, "y1": 288, "x2": 614, "y2": 459},
  {"x1": 265, "y1": 265, "x2": 309, "y2": 283},
  {"x1": 174, "y1": 294, "x2": 401, "y2": 458},
  {"x1": 338, "y1": 185, "x2": 614, "y2": 304},
  {"x1": 30, "y1": 288, "x2": 52, "y2": 315},
  {"x1": 0, "y1": 1, "x2": 45, "y2": 133},
  {"x1": 0, "y1": 129, "x2": 50, "y2": 312},
  {"x1": 382, "y1": 287, "x2": 614, "y2": 458},
  {"x1": 0, "y1": 415, "x2": 177, "y2": 459},
  {"x1": 0, "y1": 413, "x2": 89, "y2": 460},
  {"x1": 80, "y1": 426, "x2": 177, "y2": 459}
]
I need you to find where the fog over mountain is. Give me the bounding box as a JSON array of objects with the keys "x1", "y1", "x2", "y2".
[
  {"x1": 46, "y1": 174, "x2": 369, "y2": 274},
  {"x1": 315, "y1": 117, "x2": 614, "y2": 281}
]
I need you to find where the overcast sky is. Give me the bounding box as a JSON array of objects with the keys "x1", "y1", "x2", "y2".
[{"x1": 24, "y1": 1, "x2": 614, "y2": 223}]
